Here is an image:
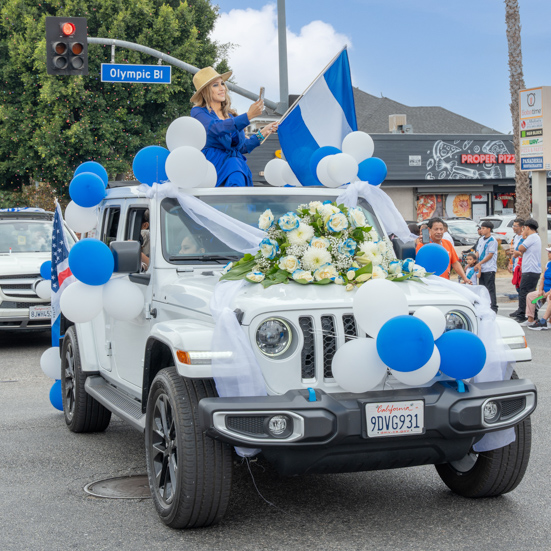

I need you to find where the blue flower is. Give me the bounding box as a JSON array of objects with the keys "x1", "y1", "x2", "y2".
[
  {"x1": 259, "y1": 237, "x2": 279, "y2": 259},
  {"x1": 402, "y1": 258, "x2": 415, "y2": 273},
  {"x1": 322, "y1": 200, "x2": 333, "y2": 205},
  {"x1": 278, "y1": 212, "x2": 300, "y2": 231},
  {"x1": 338, "y1": 238, "x2": 357, "y2": 257},
  {"x1": 326, "y1": 212, "x2": 349, "y2": 233},
  {"x1": 388, "y1": 260, "x2": 402, "y2": 275}
]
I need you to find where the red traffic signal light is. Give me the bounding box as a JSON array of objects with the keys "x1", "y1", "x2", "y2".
[{"x1": 46, "y1": 17, "x2": 88, "y2": 76}]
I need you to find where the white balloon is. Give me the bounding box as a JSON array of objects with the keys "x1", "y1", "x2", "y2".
[
  {"x1": 165, "y1": 146, "x2": 208, "y2": 188},
  {"x1": 64, "y1": 201, "x2": 97, "y2": 234},
  {"x1": 353, "y1": 279, "x2": 409, "y2": 337},
  {"x1": 166, "y1": 116, "x2": 207, "y2": 151},
  {"x1": 342, "y1": 131, "x2": 375, "y2": 163},
  {"x1": 316, "y1": 156, "x2": 341, "y2": 188},
  {"x1": 40, "y1": 346, "x2": 61, "y2": 379},
  {"x1": 103, "y1": 278, "x2": 145, "y2": 321},
  {"x1": 413, "y1": 306, "x2": 446, "y2": 340},
  {"x1": 282, "y1": 162, "x2": 301, "y2": 187},
  {"x1": 35, "y1": 279, "x2": 52, "y2": 300},
  {"x1": 60, "y1": 282, "x2": 103, "y2": 323},
  {"x1": 327, "y1": 153, "x2": 358, "y2": 185},
  {"x1": 391, "y1": 346, "x2": 440, "y2": 387},
  {"x1": 264, "y1": 158, "x2": 287, "y2": 187},
  {"x1": 332, "y1": 338, "x2": 388, "y2": 392},
  {"x1": 197, "y1": 161, "x2": 218, "y2": 188}
]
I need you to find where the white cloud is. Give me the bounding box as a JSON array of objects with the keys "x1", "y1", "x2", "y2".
[{"x1": 211, "y1": 4, "x2": 352, "y2": 114}]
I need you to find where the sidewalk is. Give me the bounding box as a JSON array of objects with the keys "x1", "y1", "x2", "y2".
[{"x1": 496, "y1": 275, "x2": 517, "y2": 304}]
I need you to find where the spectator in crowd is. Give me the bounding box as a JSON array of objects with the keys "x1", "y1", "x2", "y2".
[
  {"x1": 464, "y1": 252, "x2": 478, "y2": 285},
  {"x1": 139, "y1": 209, "x2": 150, "y2": 271},
  {"x1": 522, "y1": 246, "x2": 551, "y2": 330},
  {"x1": 442, "y1": 221, "x2": 454, "y2": 246},
  {"x1": 475, "y1": 221, "x2": 498, "y2": 313},
  {"x1": 408, "y1": 223, "x2": 420, "y2": 236},
  {"x1": 415, "y1": 218, "x2": 471, "y2": 284},
  {"x1": 512, "y1": 219, "x2": 542, "y2": 323},
  {"x1": 507, "y1": 218, "x2": 525, "y2": 302}
]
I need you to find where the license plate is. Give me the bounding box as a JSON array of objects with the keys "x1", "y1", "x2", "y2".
[
  {"x1": 366, "y1": 400, "x2": 424, "y2": 437},
  {"x1": 29, "y1": 305, "x2": 52, "y2": 320}
]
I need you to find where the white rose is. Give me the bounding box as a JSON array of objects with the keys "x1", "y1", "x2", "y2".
[
  {"x1": 376, "y1": 240, "x2": 387, "y2": 254},
  {"x1": 368, "y1": 229, "x2": 380, "y2": 241},
  {"x1": 348, "y1": 207, "x2": 367, "y2": 228},
  {"x1": 221, "y1": 262, "x2": 233, "y2": 275},
  {"x1": 332, "y1": 275, "x2": 345, "y2": 285},
  {"x1": 414, "y1": 266, "x2": 427, "y2": 278},
  {"x1": 246, "y1": 271, "x2": 265, "y2": 283},
  {"x1": 310, "y1": 236, "x2": 330, "y2": 249},
  {"x1": 326, "y1": 212, "x2": 349, "y2": 233},
  {"x1": 309, "y1": 201, "x2": 323, "y2": 214},
  {"x1": 372, "y1": 266, "x2": 387, "y2": 279},
  {"x1": 314, "y1": 263, "x2": 338, "y2": 281},
  {"x1": 358, "y1": 241, "x2": 383, "y2": 265},
  {"x1": 288, "y1": 223, "x2": 315, "y2": 246},
  {"x1": 301, "y1": 247, "x2": 332, "y2": 271},
  {"x1": 278, "y1": 255, "x2": 301, "y2": 272},
  {"x1": 258, "y1": 209, "x2": 274, "y2": 230},
  {"x1": 319, "y1": 204, "x2": 340, "y2": 222},
  {"x1": 292, "y1": 269, "x2": 314, "y2": 283}
]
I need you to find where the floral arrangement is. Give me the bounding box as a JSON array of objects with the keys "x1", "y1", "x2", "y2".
[{"x1": 220, "y1": 201, "x2": 426, "y2": 289}]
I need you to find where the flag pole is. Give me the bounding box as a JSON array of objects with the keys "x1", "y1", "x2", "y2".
[{"x1": 277, "y1": 45, "x2": 348, "y2": 126}]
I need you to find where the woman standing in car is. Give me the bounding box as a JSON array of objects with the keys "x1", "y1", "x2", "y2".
[{"x1": 190, "y1": 67, "x2": 278, "y2": 187}]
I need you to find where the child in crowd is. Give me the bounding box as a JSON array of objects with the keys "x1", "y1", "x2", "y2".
[{"x1": 464, "y1": 252, "x2": 478, "y2": 285}]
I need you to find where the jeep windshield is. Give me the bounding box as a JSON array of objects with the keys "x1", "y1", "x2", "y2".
[{"x1": 160, "y1": 195, "x2": 384, "y2": 263}]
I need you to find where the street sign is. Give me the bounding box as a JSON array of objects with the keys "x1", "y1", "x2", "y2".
[
  {"x1": 519, "y1": 86, "x2": 551, "y2": 171},
  {"x1": 101, "y1": 64, "x2": 171, "y2": 84}
]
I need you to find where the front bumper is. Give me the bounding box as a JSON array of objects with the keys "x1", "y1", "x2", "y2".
[{"x1": 199, "y1": 379, "x2": 536, "y2": 475}]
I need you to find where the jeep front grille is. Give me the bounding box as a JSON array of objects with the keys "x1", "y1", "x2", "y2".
[{"x1": 299, "y1": 314, "x2": 362, "y2": 382}]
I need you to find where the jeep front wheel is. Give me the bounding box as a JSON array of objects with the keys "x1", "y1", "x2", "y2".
[
  {"x1": 145, "y1": 368, "x2": 232, "y2": 528},
  {"x1": 435, "y1": 416, "x2": 531, "y2": 498}
]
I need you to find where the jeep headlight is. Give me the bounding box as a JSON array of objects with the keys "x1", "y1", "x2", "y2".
[
  {"x1": 256, "y1": 318, "x2": 292, "y2": 357},
  {"x1": 445, "y1": 311, "x2": 471, "y2": 332}
]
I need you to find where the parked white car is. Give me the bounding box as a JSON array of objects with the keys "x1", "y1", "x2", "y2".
[
  {"x1": 0, "y1": 209, "x2": 76, "y2": 330},
  {"x1": 59, "y1": 184, "x2": 536, "y2": 529}
]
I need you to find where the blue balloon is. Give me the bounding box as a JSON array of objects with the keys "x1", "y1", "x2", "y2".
[
  {"x1": 436, "y1": 330, "x2": 486, "y2": 380},
  {"x1": 40, "y1": 260, "x2": 52, "y2": 280},
  {"x1": 309, "y1": 146, "x2": 341, "y2": 179},
  {"x1": 132, "y1": 145, "x2": 170, "y2": 186},
  {"x1": 357, "y1": 157, "x2": 388, "y2": 186},
  {"x1": 49, "y1": 379, "x2": 63, "y2": 411},
  {"x1": 74, "y1": 161, "x2": 109, "y2": 187},
  {"x1": 415, "y1": 243, "x2": 449, "y2": 276},
  {"x1": 376, "y1": 315, "x2": 434, "y2": 372},
  {"x1": 69, "y1": 172, "x2": 106, "y2": 208},
  {"x1": 68, "y1": 238, "x2": 114, "y2": 286}
]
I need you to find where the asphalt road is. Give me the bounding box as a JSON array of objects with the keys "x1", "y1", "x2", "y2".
[{"x1": 1, "y1": 315, "x2": 549, "y2": 551}]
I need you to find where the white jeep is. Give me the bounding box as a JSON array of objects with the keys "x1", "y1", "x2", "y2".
[{"x1": 59, "y1": 183, "x2": 536, "y2": 529}]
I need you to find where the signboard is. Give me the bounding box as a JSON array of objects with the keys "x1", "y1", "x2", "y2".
[
  {"x1": 519, "y1": 86, "x2": 551, "y2": 171},
  {"x1": 101, "y1": 64, "x2": 171, "y2": 84}
]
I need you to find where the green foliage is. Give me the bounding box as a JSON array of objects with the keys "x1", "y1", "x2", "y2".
[{"x1": 0, "y1": 0, "x2": 226, "y2": 198}]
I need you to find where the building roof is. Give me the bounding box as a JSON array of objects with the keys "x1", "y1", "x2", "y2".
[{"x1": 353, "y1": 88, "x2": 501, "y2": 134}]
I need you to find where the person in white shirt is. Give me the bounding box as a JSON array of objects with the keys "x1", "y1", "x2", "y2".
[
  {"x1": 442, "y1": 222, "x2": 455, "y2": 246},
  {"x1": 475, "y1": 221, "x2": 499, "y2": 312},
  {"x1": 513, "y1": 219, "x2": 542, "y2": 323},
  {"x1": 506, "y1": 218, "x2": 525, "y2": 318}
]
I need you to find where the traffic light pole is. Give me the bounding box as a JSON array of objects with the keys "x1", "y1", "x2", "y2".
[{"x1": 87, "y1": 37, "x2": 281, "y2": 113}]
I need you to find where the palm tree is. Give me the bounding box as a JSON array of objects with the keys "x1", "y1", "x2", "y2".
[{"x1": 505, "y1": 0, "x2": 531, "y2": 219}]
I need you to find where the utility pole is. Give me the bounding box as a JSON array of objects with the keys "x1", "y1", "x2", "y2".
[{"x1": 277, "y1": 0, "x2": 289, "y2": 114}]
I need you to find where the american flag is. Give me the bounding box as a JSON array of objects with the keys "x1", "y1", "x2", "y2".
[{"x1": 50, "y1": 203, "x2": 76, "y2": 347}]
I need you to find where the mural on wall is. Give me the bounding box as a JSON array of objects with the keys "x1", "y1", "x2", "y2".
[{"x1": 424, "y1": 139, "x2": 512, "y2": 180}]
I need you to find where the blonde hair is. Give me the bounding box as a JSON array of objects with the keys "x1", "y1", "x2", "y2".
[{"x1": 193, "y1": 79, "x2": 237, "y2": 118}]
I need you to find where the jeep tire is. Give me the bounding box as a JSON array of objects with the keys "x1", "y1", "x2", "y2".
[
  {"x1": 145, "y1": 368, "x2": 232, "y2": 528},
  {"x1": 435, "y1": 415, "x2": 531, "y2": 498},
  {"x1": 61, "y1": 326, "x2": 111, "y2": 433}
]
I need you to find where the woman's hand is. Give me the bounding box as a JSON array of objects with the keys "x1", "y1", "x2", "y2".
[
  {"x1": 260, "y1": 121, "x2": 278, "y2": 137},
  {"x1": 247, "y1": 99, "x2": 264, "y2": 121}
]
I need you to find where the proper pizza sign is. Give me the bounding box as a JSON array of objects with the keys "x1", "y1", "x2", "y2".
[{"x1": 519, "y1": 86, "x2": 551, "y2": 171}]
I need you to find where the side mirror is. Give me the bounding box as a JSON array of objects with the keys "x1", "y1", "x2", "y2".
[
  {"x1": 392, "y1": 238, "x2": 417, "y2": 261},
  {"x1": 110, "y1": 241, "x2": 141, "y2": 273}
]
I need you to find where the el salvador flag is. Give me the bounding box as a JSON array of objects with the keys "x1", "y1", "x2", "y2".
[{"x1": 278, "y1": 48, "x2": 357, "y2": 186}]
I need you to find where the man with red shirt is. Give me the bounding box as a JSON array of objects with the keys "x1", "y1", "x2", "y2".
[{"x1": 416, "y1": 218, "x2": 471, "y2": 284}]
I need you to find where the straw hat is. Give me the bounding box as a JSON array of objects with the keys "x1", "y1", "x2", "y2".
[{"x1": 191, "y1": 67, "x2": 232, "y2": 103}]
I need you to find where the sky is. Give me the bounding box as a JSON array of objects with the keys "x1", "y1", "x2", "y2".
[{"x1": 211, "y1": 0, "x2": 551, "y2": 134}]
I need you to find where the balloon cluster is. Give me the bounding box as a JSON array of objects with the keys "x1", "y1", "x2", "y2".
[
  {"x1": 263, "y1": 131, "x2": 388, "y2": 188},
  {"x1": 65, "y1": 162, "x2": 108, "y2": 234},
  {"x1": 132, "y1": 117, "x2": 217, "y2": 189},
  {"x1": 332, "y1": 279, "x2": 487, "y2": 392}
]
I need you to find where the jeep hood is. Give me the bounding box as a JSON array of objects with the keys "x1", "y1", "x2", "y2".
[
  {"x1": 0, "y1": 253, "x2": 50, "y2": 276},
  {"x1": 162, "y1": 275, "x2": 473, "y2": 323}
]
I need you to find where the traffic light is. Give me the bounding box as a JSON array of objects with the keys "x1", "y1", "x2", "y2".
[{"x1": 46, "y1": 17, "x2": 88, "y2": 76}]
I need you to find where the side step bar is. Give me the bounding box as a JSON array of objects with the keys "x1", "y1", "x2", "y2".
[{"x1": 85, "y1": 376, "x2": 145, "y2": 432}]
